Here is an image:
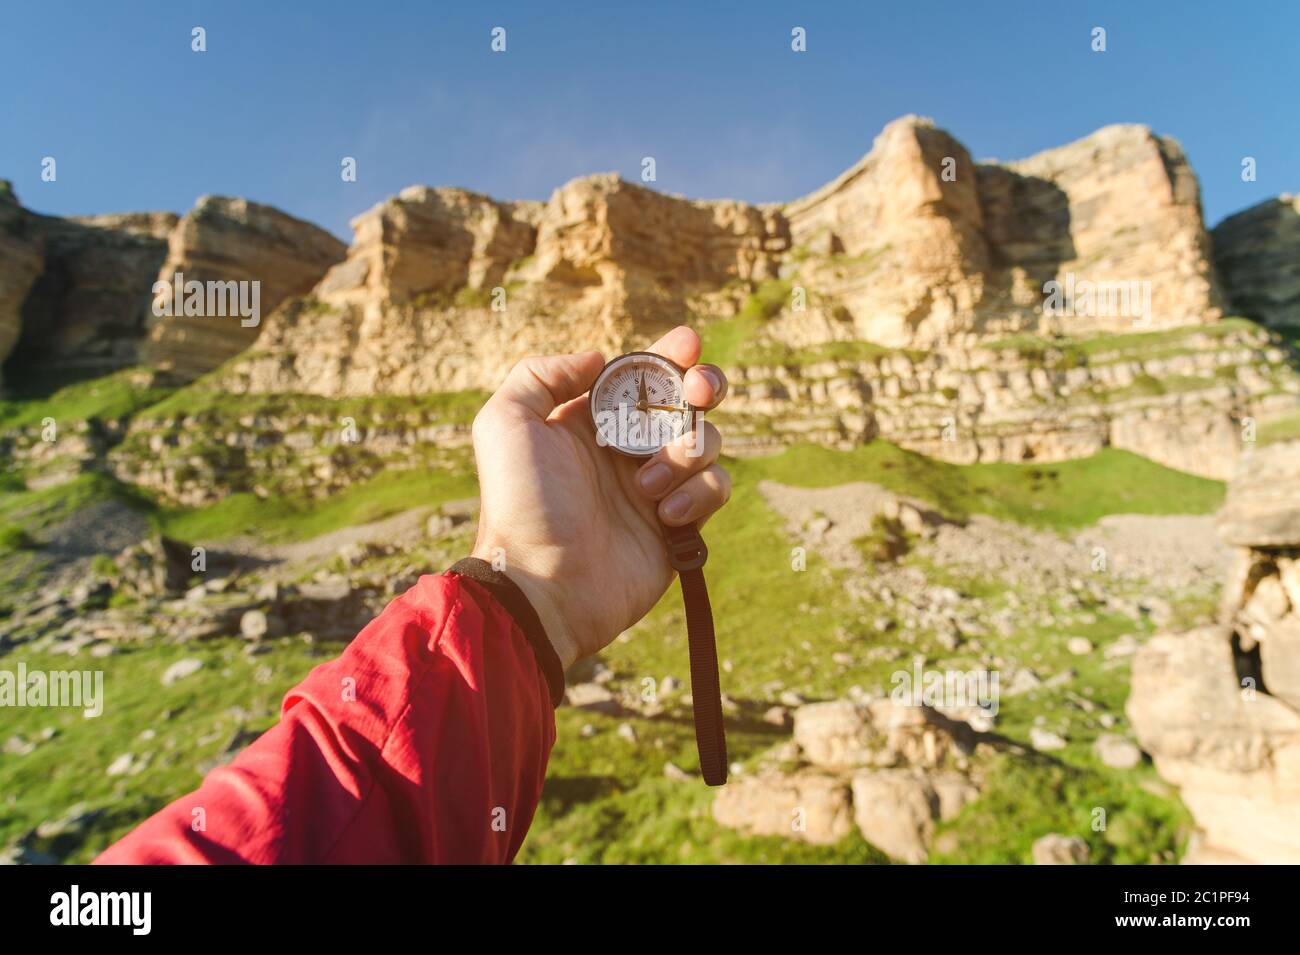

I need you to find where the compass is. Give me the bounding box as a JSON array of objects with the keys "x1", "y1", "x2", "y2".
[
  {"x1": 587, "y1": 349, "x2": 729, "y2": 787},
  {"x1": 589, "y1": 352, "x2": 696, "y2": 457}
]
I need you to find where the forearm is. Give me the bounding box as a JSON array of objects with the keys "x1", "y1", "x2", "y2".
[{"x1": 95, "y1": 569, "x2": 562, "y2": 864}]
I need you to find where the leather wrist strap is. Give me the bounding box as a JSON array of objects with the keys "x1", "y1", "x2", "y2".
[{"x1": 662, "y1": 520, "x2": 728, "y2": 786}]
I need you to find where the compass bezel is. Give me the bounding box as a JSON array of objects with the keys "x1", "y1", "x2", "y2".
[{"x1": 588, "y1": 351, "x2": 698, "y2": 459}]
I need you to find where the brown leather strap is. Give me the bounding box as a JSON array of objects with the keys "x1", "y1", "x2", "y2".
[{"x1": 662, "y1": 520, "x2": 728, "y2": 786}]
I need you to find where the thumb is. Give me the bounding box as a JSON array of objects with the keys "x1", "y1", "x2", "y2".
[{"x1": 490, "y1": 351, "x2": 605, "y2": 421}]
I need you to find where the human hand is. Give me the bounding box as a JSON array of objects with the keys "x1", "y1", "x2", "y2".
[{"x1": 469, "y1": 326, "x2": 731, "y2": 668}]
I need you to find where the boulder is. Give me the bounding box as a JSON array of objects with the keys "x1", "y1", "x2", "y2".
[
  {"x1": 850, "y1": 769, "x2": 937, "y2": 864},
  {"x1": 712, "y1": 771, "x2": 854, "y2": 845},
  {"x1": 792, "y1": 698, "x2": 974, "y2": 771},
  {"x1": 1217, "y1": 441, "x2": 1300, "y2": 548},
  {"x1": 115, "y1": 535, "x2": 194, "y2": 597},
  {"x1": 1093, "y1": 733, "x2": 1143, "y2": 770},
  {"x1": 1031, "y1": 834, "x2": 1090, "y2": 865},
  {"x1": 161, "y1": 658, "x2": 205, "y2": 686},
  {"x1": 1128, "y1": 627, "x2": 1300, "y2": 863}
]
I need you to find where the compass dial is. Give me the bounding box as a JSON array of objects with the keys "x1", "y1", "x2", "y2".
[{"x1": 589, "y1": 352, "x2": 695, "y2": 457}]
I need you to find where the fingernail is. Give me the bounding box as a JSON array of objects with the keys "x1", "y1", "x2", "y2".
[
  {"x1": 639, "y1": 462, "x2": 672, "y2": 495},
  {"x1": 662, "y1": 490, "x2": 691, "y2": 521},
  {"x1": 699, "y1": 367, "x2": 722, "y2": 392}
]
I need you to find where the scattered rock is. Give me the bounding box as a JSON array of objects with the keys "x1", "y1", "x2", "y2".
[
  {"x1": 713, "y1": 771, "x2": 854, "y2": 845},
  {"x1": 1066, "y1": 636, "x2": 1094, "y2": 655},
  {"x1": 1032, "y1": 833, "x2": 1090, "y2": 865},
  {"x1": 161, "y1": 658, "x2": 204, "y2": 686},
  {"x1": 851, "y1": 770, "x2": 936, "y2": 864},
  {"x1": 1094, "y1": 733, "x2": 1143, "y2": 769},
  {"x1": 565, "y1": 682, "x2": 621, "y2": 715},
  {"x1": 1029, "y1": 727, "x2": 1067, "y2": 751},
  {"x1": 763, "y1": 705, "x2": 792, "y2": 729},
  {"x1": 239, "y1": 608, "x2": 283, "y2": 641}
]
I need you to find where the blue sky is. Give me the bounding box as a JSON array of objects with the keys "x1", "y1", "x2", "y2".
[{"x1": 2, "y1": 1, "x2": 1294, "y2": 240}]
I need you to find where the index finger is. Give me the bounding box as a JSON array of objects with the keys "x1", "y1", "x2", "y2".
[
  {"x1": 646, "y1": 325, "x2": 702, "y2": 369},
  {"x1": 647, "y1": 325, "x2": 727, "y2": 410}
]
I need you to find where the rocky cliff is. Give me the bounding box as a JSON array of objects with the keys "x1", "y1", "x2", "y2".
[
  {"x1": 1128, "y1": 440, "x2": 1300, "y2": 863},
  {"x1": 0, "y1": 190, "x2": 341, "y2": 386},
  {"x1": 221, "y1": 178, "x2": 788, "y2": 395},
  {"x1": 1213, "y1": 194, "x2": 1300, "y2": 330},
  {"x1": 0, "y1": 182, "x2": 45, "y2": 385},
  {"x1": 224, "y1": 115, "x2": 1233, "y2": 401},
  {"x1": 17, "y1": 210, "x2": 177, "y2": 371},
  {"x1": 208, "y1": 117, "x2": 1300, "y2": 479},
  {"x1": 141, "y1": 196, "x2": 346, "y2": 380},
  {"x1": 4, "y1": 116, "x2": 1299, "y2": 480}
]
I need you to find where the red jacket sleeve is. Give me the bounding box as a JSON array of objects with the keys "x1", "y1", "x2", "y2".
[{"x1": 94, "y1": 572, "x2": 558, "y2": 864}]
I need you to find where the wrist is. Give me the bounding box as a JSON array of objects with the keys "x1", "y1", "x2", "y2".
[{"x1": 469, "y1": 542, "x2": 581, "y2": 670}]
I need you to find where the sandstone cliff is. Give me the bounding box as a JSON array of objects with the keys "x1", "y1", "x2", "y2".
[
  {"x1": 141, "y1": 196, "x2": 346, "y2": 381},
  {"x1": 6, "y1": 116, "x2": 1298, "y2": 480},
  {"x1": 224, "y1": 177, "x2": 788, "y2": 395},
  {"x1": 1129, "y1": 440, "x2": 1300, "y2": 863},
  {"x1": 228, "y1": 116, "x2": 1235, "y2": 398},
  {"x1": 1213, "y1": 194, "x2": 1300, "y2": 329},
  {"x1": 206, "y1": 116, "x2": 1300, "y2": 479}
]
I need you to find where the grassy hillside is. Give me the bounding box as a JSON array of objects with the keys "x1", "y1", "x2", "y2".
[{"x1": 0, "y1": 363, "x2": 1229, "y2": 864}]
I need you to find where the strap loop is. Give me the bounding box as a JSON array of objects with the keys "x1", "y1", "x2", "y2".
[{"x1": 663, "y1": 520, "x2": 708, "y2": 571}]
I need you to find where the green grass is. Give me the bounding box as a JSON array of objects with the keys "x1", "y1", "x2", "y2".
[
  {"x1": 737, "y1": 278, "x2": 792, "y2": 324},
  {"x1": 0, "y1": 522, "x2": 37, "y2": 552},
  {"x1": 0, "y1": 472, "x2": 154, "y2": 534},
  {"x1": 695, "y1": 279, "x2": 795, "y2": 369},
  {"x1": 739, "y1": 442, "x2": 1224, "y2": 531},
  {"x1": 985, "y1": 316, "x2": 1265, "y2": 367},
  {"x1": 156, "y1": 464, "x2": 478, "y2": 544},
  {"x1": 931, "y1": 753, "x2": 1189, "y2": 864},
  {"x1": 737, "y1": 339, "x2": 919, "y2": 369},
  {"x1": 0, "y1": 368, "x2": 175, "y2": 430},
  {"x1": 698, "y1": 313, "x2": 765, "y2": 369},
  {"x1": 1258, "y1": 410, "x2": 1300, "y2": 447},
  {"x1": 0, "y1": 363, "x2": 1224, "y2": 864},
  {"x1": 138, "y1": 383, "x2": 488, "y2": 427},
  {"x1": 0, "y1": 640, "x2": 324, "y2": 862}
]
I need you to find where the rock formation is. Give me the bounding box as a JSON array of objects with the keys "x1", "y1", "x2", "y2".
[
  {"x1": 16, "y1": 211, "x2": 176, "y2": 371},
  {"x1": 5, "y1": 115, "x2": 1298, "y2": 481},
  {"x1": 724, "y1": 319, "x2": 1297, "y2": 480},
  {"x1": 1128, "y1": 440, "x2": 1300, "y2": 863},
  {"x1": 783, "y1": 116, "x2": 993, "y2": 348},
  {"x1": 712, "y1": 698, "x2": 984, "y2": 862},
  {"x1": 0, "y1": 181, "x2": 45, "y2": 385},
  {"x1": 223, "y1": 177, "x2": 788, "y2": 395},
  {"x1": 1213, "y1": 194, "x2": 1300, "y2": 329},
  {"x1": 141, "y1": 196, "x2": 346, "y2": 381},
  {"x1": 989, "y1": 124, "x2": 1224, "y2": 333},
  {"x1": 226, "y1": 115, "x2": 1231, "y2": 400}
]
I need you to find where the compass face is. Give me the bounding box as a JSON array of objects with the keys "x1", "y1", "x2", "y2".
[{"x1": 589, "y1": 352, "x2": 695, "y2": 457}]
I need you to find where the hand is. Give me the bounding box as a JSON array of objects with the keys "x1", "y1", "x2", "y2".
[{"x1": 469, "y1": 326, "x2": 731, "y2": 668}]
